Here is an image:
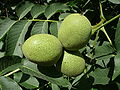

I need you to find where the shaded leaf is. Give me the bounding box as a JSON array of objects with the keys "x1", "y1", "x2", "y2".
[
  {"x1": 0, "y1": 18, "x2": 16, "y2": 40},
  {"x1": 59, "y1": 13, "x2": 71, "y2": 21},
  {"x1": 20, "y1": 59, "x2": 71, "y2": 87},
  {"x1": 96, "y1": 54, "x2": 114, "y2": 67},
  {"x1": 90, "y1": 88, "x2": 98, "y2": 90},
  {"x1": 16, "y1": 1, "x2": 34, "y2": 20},
  {"x1": 72, "y1": 75, "x2": 94, "y2": 90},
  {"x1": 0, "y1": 56, "x2": 21, "y2": 72},
  {"x1": 20, "y1": 76, "x2": 39, "y2": 89},
  {"x1": 115, "y1": 19, "x2": 120, "y2": 52},
  {"x1": 51, "y1": 83, "x2": 60, "y2": 90},
  {"x1": 31, "y1": 5, "x2": 47, "y2": 18},
  {"x1": 14, "y1": 72, "x2": 23, "y2": 83},
  {"x1": 0, "y1": 64, "x2": 21, "y2": 76},
  {"x1": 72, "y1": 73, "x2": 84, "y2": 86},
  {"x1": 50, "y1": 22, "x2": 61, "y2": 37},
  {"x1": 116, "y1": 82, "x2": 120, "y2": 90},
  {"x1": 0, "y1": 56, "x2": 22, "y2": 75},
  {"x1": 89, "y1": 68, "x2": 110, "y2": 85},
  {"x1": 108, "y1": 0, "x2": 120, "y2": 4},
  {"x1": 44, "y1": 3, "x2": 69, "y2": 19},
  {"x1": 31, "y1": 21, "x2": 48, "y2": 35},
  {"x1": 5, "y1": 20, "x2": 31, "y2": 57},
  {"x1": 0, "y1": 52, "x2": 5, "y2": 58},
  {"x1": 94, "y1": 41, "x2": 114, "y2": 58},
  {"x1": 0, "y1": 76, "x2": 22, "y2": 90},
  {"x1": 0, "y1": 41, "x2": 3, "y2": 49},
  {"x1": 112, "y1": 52, "x2": 120, "y2": 80}
]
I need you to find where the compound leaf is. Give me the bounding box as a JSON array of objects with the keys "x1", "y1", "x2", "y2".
[
  {"x1": 0, "y1": 76, "x2": 22, "y2": 90},
  {"x1": 5, "y1": 20, "x2": 31, "y2": 57},
  {"x1": 0, "y1": 18, "x2": 16, "y2": 40},
  {"x1": 44, "y1": 3, "x2": 69, "y2": 19},
  {"x1": 20, "y1": 59, "x2": 71, "y2": 87},
  {"x1": 16, "y1": 1, "x2": 34, "y2": 20},
  {"x1": 31, "y1": 5, "x2": 47, "y2": 18},
  {"x1": 112, "y1": 52, "x2": 120, "y2": 80},
  {"x1": 115, "y1": 19, "x2": 120, "y2": 52},
  {"x1": 31, "y1": 21, "x2": 48, "y2": 35}
]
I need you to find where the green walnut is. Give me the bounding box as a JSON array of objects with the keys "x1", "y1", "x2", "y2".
[
  {"x1": 60, "y1": 51, "x2": 85, "y2": 77},
  {"x1": 22, "y1": 34, "x2": 63, "y2": 66},
  {"x1": 58, "y1": 13, "x2": 92, "y2": 51}
]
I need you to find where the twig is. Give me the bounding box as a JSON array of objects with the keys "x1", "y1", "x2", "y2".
[
  {"x1": 92, "y1": 14, "x2": 120, "y2": 34},
  {"x1": 28, "y1": 19, "x2": 58, "y2": 22},
  {"x1": 4, "y1": 68, "x2": 20, "y2": 77}
]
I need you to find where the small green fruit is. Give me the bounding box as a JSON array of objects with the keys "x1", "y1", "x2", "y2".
[
  {"x1": 60, "y1": 51, "x2": 85, "y2": 77},
  {"x1": 22, "y1": 34, "x2": 63, "y2": 66},
  {"x1": 58, "y1": 13, "x2": 92, "y2": 51}
]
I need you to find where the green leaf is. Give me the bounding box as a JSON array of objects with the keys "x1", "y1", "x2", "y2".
[
  {"x1": 20, "y1": 76, "x2": 39, "y2": 89},
  {"x1": 94, "y1": 41, "x2": 114, "y2": 58},
  {"x1": 50, "y1": 22, "x2": 61, "y2": 37},
  {"x1": 0, "y1": 52, "x2": 5, "y2": 58},
  {"x1": 72, "y1": 73, "x2": 84, "y2": 86},
  {"x1": 0, "y1": 56, "x2": 22, "y2": 75},
  {"x1": 0, "y1": 56, "x2": 21, "y2": 72},
  {"x1": 51, "y1": 83, "x2": 60, "y2": 90},
  {"x1": 14, "y1": 72, "x2": 23, "y2": 83},
  {"x1": 72, "y1": 75, "x2": 94, "y2": 90},
  {"x1": 15, "y1": 1, "x2": 34, "y2": 20},
  {"x1": 20, "y1": 59, "x2": 71, "y2": 87},
  {"x1": 90, "y1": 88, "x2": 98, "y2": 90},
  {"x1": 108, "y1": 0, "x2": 120, "y2": 4},
  {"x1": 31, "y1": 5, "x2": 47, "y2": 18},
  {"x1": 89, "y1": 68, "x2": 110, "y2": 85},
  {"x1": 115, "y1": 19, "x2": 120, "y2": 52},
  {"x1": 96, "y1": 54, "x2": 114, "y2": 67},
  {"x1": 112, "y1": 52, "x2": 120, "y2": 80},
  {"x1": 0, "y1": 18, "x2": 16, "y2": 40},
  {"x1": 0, "y1": 76, "x2": 22, "y2": 90},
  {"x1": 59, "y1": 13, "x2": 71, "y2": 21},
  {"x1": 0, "y1": 64, "x2": 21, "y2": 76},
  {"x1": 0, "y1": 41, "x2": 3, "y2": 49},
  {"x1": 44, "y1": 3, "x2": 69, "y2": 19},
  {"x1": 31, "y1": 21, "x2": 48, "y2": 35},
  {"x1": 116, "y1": 82, "x2": 120, "y2": 90},
  {"x1": 5, "y1": 20, "x2": 31, "y2": 57}
]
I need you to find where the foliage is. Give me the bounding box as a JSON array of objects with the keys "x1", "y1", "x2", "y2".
[{"x1": 0, "y1": 0, "x2": 120, "y2": 90}]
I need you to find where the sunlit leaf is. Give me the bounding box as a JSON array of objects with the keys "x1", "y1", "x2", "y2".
[{"x1": 5, "y1": 20, "x2": 31, "y2": 57}]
